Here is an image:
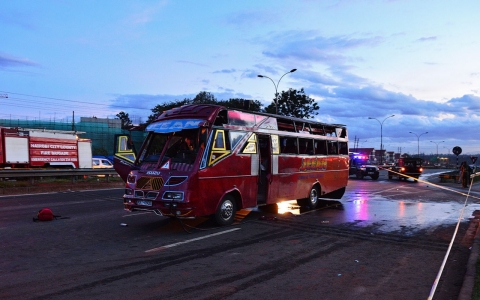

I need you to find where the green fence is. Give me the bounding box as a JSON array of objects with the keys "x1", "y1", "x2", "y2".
[{"x1": 0, "y1": 117, "x2": 147, "y2": 156}]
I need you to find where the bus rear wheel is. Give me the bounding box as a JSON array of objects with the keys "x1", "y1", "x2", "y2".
[
  {"x1": 214, "y1": 195, "x2": 236, "y2": 226},
  {"x1": 297, "y1": 186, "x2": 319, "y2": 208}
]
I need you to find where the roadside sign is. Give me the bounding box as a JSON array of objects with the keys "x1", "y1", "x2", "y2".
[
  {"x1": 453, "y1": 146, "x2": 462, "y2": 156},
  {"x1": 471, "y1": 156, "x2": 478, "y2": 164}
]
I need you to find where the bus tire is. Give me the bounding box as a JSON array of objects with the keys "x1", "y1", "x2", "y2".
[
  {"x1": 297, "y1": 186, "x2": 320, "y2": 208},
  {"x1": 214, "y1": 195, "x2": 236, "y2": 226}
]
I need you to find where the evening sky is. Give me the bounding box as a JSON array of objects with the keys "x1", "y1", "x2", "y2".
[{"x1": 1, "y1": 0, "x2": 479, "y2": 155}]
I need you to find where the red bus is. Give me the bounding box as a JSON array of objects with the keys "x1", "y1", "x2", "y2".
[{"x1": 114, "y1": 104, "x2": 349, "y2": 225}]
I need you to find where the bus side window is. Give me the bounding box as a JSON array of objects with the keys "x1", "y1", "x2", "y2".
[
  {"x1": 327, "y1": 141, "x2": 338, "y2": 155},
  {"x1": 280, "y1": 137, "x2": 297, "y2": 154},
  {"x1": 299, "y1": 138, "x2": 313, "y2": 155},
  {"x1": 338, "y1": 142, "x2": 348, "y2": 155},
  {"x1": 314, "y1": 140, "x2": 327, "y2": 155}
]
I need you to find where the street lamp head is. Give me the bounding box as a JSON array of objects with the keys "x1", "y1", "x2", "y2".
[
  {"x1": 290, "y1": 68, "x2": 297, "y2": 73},
  {"x1": 390, "y1": 114, "x2": 395, "y2": 117},
  {"x1": 257, "y1": 75, "x2": 264, "y2": 78},
  {"x1": 368, "y1": 117, "x2": 374, "y2": 119}
]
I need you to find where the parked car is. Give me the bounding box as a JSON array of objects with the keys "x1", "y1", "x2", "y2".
[{"x1": 92, "y1": 158, "x2": 114, "y2": 168}]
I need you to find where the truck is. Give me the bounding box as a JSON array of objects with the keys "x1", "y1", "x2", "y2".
[
  {"x1": 0, "y1": 127, "x2": 92, "y2": 169},
  {"x1": 349, "y1": 153, "x2": 379, "y2": 180},
  {"x1": 387, "y1": 157, "x2": 423, "y2": 182}
]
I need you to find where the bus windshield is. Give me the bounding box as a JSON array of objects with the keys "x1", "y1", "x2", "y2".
[{"x1": 138, "y1": 128, "x2": 207, "y2": 166}]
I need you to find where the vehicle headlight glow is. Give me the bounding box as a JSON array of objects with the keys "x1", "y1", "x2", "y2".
[
  {"x1": 127, "y1": 174, "x2": 136, "y2": 184},
  {"x1": 162, "y1": 191, "x2": 184, "y2": 201}
]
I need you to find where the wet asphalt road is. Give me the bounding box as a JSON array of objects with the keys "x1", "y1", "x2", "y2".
[{"x1": 0, "y1": 169, "x2": 477, "y2": 299}]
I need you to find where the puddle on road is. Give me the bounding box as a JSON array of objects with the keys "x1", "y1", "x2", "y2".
[{"x1": 272, "y1": 194, "x2": 480, "y2": 234}]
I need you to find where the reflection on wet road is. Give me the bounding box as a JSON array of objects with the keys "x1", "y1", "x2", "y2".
[
  {"x1": 268, "y1": 169, "x2": 480, "y2": 235},
  {"x1": 273, "y1": 198, "x2": 477, "y2": 235}
]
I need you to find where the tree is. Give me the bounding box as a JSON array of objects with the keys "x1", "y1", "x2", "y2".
[
  {"x1": 192, "y1": 91, "x2": 217, "y2": 104},
  {"x1": 146, "y1": 99, "x2": 190, "y2": 124},
  {"x1": 218, "y1": 98, "x2": 262, "y2": 112},
  {"x1": 144, "y1": 92, "x2": 265, "y2": 125},
  {"x1": 116, "y1": 111, "x2": 133, "y2": 129},
  {"x1": 264, "y1": 88, "x2": 319, "y2": 119}
]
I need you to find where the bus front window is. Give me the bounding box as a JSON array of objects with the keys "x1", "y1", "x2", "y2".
[
  {"x1": 138, "y1": 128, "x2": 205, "y2": 167},
  {"x1": 165, "y1": 129, "x2": 202, "y2": 165},
  {"x1": 140, "y1": 133, "x2": 167, "y2": 163}
]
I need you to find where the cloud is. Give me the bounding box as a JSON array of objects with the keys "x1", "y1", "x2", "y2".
[
  {"x1": 261, "y1": 31, "x2": 384, "y2": 65},
  {"x1": 213, "y1": 68, "x2": 236, "y2": 74},
  {"x1": 224, "y1": 9, "x2": 279, "y2": 28},
  {"x1": 176, "y1": 60, "x2": 209, "y2": 67},
  {"x1": 0, "y1": 53, "x2": 39, "y2": 69},
  {"x1": 417, "y1": 36, "x2": 437, "y2": 42}
]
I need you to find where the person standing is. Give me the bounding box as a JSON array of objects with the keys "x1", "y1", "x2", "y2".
[{"x1": 460, "y1": 161, "x2": 469, "y2": 188}]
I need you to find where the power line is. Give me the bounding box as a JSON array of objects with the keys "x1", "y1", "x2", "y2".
[{"x1": 0, "y1": 90, "x2": 152, "y2": 111}]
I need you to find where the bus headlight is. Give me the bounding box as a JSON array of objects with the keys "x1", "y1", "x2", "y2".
[{"x1": 162, "y1": 192, "x2": 184, "y2": 201}]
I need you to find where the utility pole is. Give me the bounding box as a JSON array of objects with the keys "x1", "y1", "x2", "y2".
[{"x1": 72, "y1": 111, "x2": 75, "y2": 131}]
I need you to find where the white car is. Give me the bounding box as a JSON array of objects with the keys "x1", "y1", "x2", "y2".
[{"x1": 92, "y1": 158, "x2": 114, "y2": 169}]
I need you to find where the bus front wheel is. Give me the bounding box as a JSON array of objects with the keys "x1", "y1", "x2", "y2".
[{"x1": 214, "y1": 195, "x2": 237, "y2": 226}]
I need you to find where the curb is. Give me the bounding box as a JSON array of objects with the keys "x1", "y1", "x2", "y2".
[{"x1": 458, "y1": 210, "x2": 480, "y2": 300}]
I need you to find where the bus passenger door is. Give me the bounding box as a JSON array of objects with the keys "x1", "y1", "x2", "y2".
[
  {"x1": 257, "y1": 135, "x2": 271, "y2": 204},
  {"x1": 113, "y1": 134, "x2": 137, "y2": 182}
]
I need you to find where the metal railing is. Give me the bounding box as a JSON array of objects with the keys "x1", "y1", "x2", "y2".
[{"x1": 0, "y1": 169, "x2": 120, "y2": 183}]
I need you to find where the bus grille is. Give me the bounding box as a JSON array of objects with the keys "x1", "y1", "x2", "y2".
[{"x1": 136, "y1": 177, "x2": 164, "y2": 190}]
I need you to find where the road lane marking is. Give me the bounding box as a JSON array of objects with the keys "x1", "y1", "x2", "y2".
[
  {"x1": 122, "y1": 212, "x2": 153, "y2": 217},
  {"x1": 145, "y1": 228, "x2": 241, "y2": 253}
]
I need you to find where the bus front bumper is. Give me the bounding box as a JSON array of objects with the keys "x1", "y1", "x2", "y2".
[{"x1": 123, "y1": 198, "x2": 196, "y2": 219}]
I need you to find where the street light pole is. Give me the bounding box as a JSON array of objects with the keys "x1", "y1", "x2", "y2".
[
  {"x1": 368, "y1": 115, "x2": 395, "y2": 165},
  {"x1": 258, "y1": 69, "x2": 297, "y2": 114},
  {"x1": 430, "y1": 140, "x2": 445, "y2": 159},
  {"x1": 409, "y1": 131, "x2": 428, "y2": 157}
]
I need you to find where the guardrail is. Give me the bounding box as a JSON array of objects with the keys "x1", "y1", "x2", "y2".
[
  {"x1": 438, "y1": 171, "x2": 459, "y2": 183},
  {"x1": 0, "y1": 169, "x2": 120, "y2": 183}
]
